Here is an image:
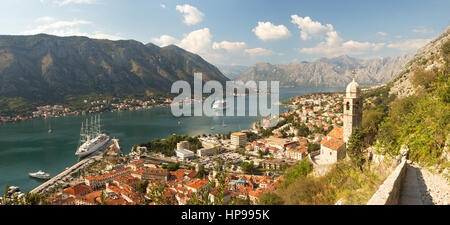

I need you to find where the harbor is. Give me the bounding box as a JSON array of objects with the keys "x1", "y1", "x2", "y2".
[
  {"x1": 0, "y1": 87, "x2": 342, "y2": 194},
  {"x1": 31, "y1": 139, "x2": 114, "y2": 194}
]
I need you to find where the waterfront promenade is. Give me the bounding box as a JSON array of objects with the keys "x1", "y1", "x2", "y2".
[{"x1": 30, "y1": 152, "x2": 104, "y2": 194}]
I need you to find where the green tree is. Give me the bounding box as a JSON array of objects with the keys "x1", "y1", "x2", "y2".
[
  {"x1": 147, "y1": 183, "x2": 171, "y2": 205},
  {"x1": 241, "y1": 161, "x2": 257, "y2": 174},
  {"x1": 23, "y1": 192, "x2": 49, "y2": 205},
  {"x1": 346, "y1": 128, "x2": 366, "y2": 171},
  {"x1": 137, "y1": 180, "x2": 149, "y2": 194},
  {"x1": 2, "y1": 185, "x2": 10, "y2": 205},
  {"x1": 282, "y1": 159, "x2": 313, "y2": 186},
  {"x1": 307, "y1": 142, "x2": 320, "y2": 153},
  {"x1": 195, "y1": 164, "x2": 208, "y2": 179},
  {"x1": 99, "y1": 190, "x2": 108, "y2": 205},
  {"x1": 258, "y1": 192, "x2": 284, "y2": 205}
]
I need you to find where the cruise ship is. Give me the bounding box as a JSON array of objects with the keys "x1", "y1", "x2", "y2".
[
  {"x1": 212, "y1": 100, "x2": 229, "y2": 110},
  {"x1": 75, "y1": 115, "x2": 110, "y2": 158},
  {"x1": 29, "y1": 170, "x2": 51, "y2": 180}
]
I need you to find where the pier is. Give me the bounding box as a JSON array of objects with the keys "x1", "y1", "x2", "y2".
[
  {"x1": 30, "y1": 154, "x2": 102, "y2": 194},
  {"x1": 31, "y1": 139, "x2": 116, "y2": 194}
]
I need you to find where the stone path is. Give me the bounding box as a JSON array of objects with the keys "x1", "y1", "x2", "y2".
[
  {"x1": 415, "y1": 164, "x2": 450, "y2": 205},
  {"x1": 399, "y1": 163, "x2": 450, "y2": 205},
  {"x1": 399, "y1": 164, "x2": 423, "y2": 205}
]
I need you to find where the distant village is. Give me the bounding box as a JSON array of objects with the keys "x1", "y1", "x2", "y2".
[{"x1": 0, "y1": 97, "x2": 173, "y2": 123}]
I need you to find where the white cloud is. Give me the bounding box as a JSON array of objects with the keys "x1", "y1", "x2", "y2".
[
  {"x1": 387, "y1": 38, "x2": 431, "y2": 51},
  {"x1": 160, "y1": 3, "x2": 166, "y2": 9},
  {"x1": 377, "y1": 31, "x2": 388, "y2": 36},
  {"x1": 212, "y1": 41, "x2": 246, "y2": 52},
  {"x1": 22, "y1": 18, "x2": 124, "y2": 40},
  {"x1": 152, "y1": 35, "x2": 178, "y2": 47},
  {"x1": 53, "y1": 0, "x2": 96, "y2": 6},
  {"x1": 252, "y1": 21, "x2": 291, "y2": 41},
  {"x1": 175, "y1": 4, "x2": 204, "y2": 25},
  {"x1": 299, "y1": 40, "x2": 384, "y2": 56},
  {"x1": 291, "y1": 13, "x2": 385, "y2": 56},
  {"x1": 35, "y1": 16, "x2": 56, "y2": 23},
  {"x1": 177, "y1": 28, "x2": 212, "y2": 54},
  {"x1": 244, "y1": 48, "x2": 273, "y2": 57},
  {"x1": 23, "y1": 19, "x2": 92, "y2": 34},
  {"x1": 154, "y1": 28, "x2": 271, "y2": 64},
  {"x1": 412, "y1": 26, "x2": 433, "y2": 34},
  {"x1": 290, "y1": 14, "x2": 331, "y2": 40}
]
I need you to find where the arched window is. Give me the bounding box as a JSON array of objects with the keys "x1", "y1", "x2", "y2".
[{"x1": 346, "y1": 102, "x2": 350, "y2": 111}]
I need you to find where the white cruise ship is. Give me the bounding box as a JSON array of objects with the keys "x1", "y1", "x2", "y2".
[
  {"x1": 29, "y1": 170, "x2": 51, "y2": 180},
  {"x1": 75, "y1": 115, "x2": 110, "y2": 158},
  {"x1": 212, "y1": 100, "x2": 229, "y2": 110}
]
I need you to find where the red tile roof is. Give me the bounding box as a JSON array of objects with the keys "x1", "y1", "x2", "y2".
[
  {"x1": 63, "y1": 184, "x2": 92, "y2": 196},
  {"x1": 321, "y1": 138, "x2": 345, "y2": 151},
  {"x1": 186, "y1": 179, "x2": 209, "y2": 190}
]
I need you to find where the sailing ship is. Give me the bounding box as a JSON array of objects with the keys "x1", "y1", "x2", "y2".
[{"x1": 75, "y1": 115, "x2": 110, "y2": 158}]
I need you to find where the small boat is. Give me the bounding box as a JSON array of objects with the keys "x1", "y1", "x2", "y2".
[
  {"x1": 212, "y1": 100, "x2": 229, "y2": 111},
  {"x1": 8, "y1": 186, "x2": 20, "y2": 193},
  {"x1": 48, "y1": 120, "x2": 53, "y2": 133},
  {"x1": 29, "y1": 170, "x2": 51, "y2": 180},
  {"x1": 210, "y1": 127, "x2": 215, "y2": 130}
]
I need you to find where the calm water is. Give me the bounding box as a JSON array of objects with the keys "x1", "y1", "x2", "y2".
[{"x1": 0, "y1": 87, "x2": 343, "y2": 192}]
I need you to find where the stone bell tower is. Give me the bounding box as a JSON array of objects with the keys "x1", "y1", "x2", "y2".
[{"x1": 343, "y1": 71, "x2": 362, "y2": 144}]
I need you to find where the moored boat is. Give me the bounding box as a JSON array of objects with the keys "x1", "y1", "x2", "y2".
[{"x1": 29, "y1": 170, "x2": 51, "y2": 180}]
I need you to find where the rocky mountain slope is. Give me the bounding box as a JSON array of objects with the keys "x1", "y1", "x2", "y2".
[
  {"x1": 216, "y1": 64, "x2": 248, "y2": 80},
  {"x1": 0, "y1": 34, "x2": 228, "y2": 101},
  {"x1": 237, "y1": 55, "x2": 412, "y2": 88},
  {"x1": 389, "y1": 26, "x2": 450, "y2": 97}
]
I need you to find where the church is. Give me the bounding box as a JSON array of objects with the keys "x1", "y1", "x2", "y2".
[{"x1": 319, "y1": 74, "x2": 363, "y2": 164}]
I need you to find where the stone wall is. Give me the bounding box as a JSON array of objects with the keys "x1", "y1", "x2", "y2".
[{"x1": 367, "y1": 156, "x2": 407, "y2": 205}]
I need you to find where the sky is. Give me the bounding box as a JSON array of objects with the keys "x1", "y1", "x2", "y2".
[{"x1": 0, "y1": 0, "x2": 449, "y2": 66}]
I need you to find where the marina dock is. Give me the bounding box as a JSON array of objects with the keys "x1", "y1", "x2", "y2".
[{"x1": 30, "y1": 146, "x2": 109, "y2": 194}]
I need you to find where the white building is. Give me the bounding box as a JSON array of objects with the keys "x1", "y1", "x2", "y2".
[
  {"x1": 175, "y1": 149, "x2": 195, "y2": 160},
  {"x1": 231, "y1": 132, "x2": 247, "y2": 148},
  {"x1": 197, "y1": 147, "x2": 218, "y2": 157}
]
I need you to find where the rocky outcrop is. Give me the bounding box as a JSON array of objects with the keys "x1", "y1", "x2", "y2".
[{"x1": 389, "y1": 26, "x2": 450, "y2": 97}]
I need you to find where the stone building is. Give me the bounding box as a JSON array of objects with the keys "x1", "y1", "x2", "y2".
[
  {"x1": 319, "y1": 127, "x2": 346, "y2": 164},
  {"x1": 343, "y1": 77, "x2": 362, "y2": 143},
  {"x1": 318, "y1": 76, "x2": 362, "y2": 164},
  {"x1": 142, "y1": 168, "x2": 169, "y2": 182}
]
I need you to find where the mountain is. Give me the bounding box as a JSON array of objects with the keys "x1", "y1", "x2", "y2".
[
  {"x1": 0, "y1": 34, "x2": 228, "y2": 101},
  {"x1": 389, "y1": 26, "x2": 450, "y2": 97},
  {"x1": 216, "y1": 64, "x2": 248, "y2": 80},
  {"x1": 236, "y1": 55, "x2": 412, "y2": 88}
]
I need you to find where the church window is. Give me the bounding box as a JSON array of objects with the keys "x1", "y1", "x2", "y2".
[{"x1": 346, "y1": 102, "x2": 350, "y2": 110}]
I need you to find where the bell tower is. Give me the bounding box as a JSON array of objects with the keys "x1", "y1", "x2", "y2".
[{"x1": 343, "y1": 70, "x2": 362, "y2": 144}]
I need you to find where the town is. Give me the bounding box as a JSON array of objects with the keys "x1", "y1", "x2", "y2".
[{"x1": 2, "y1": 79, "x2": 360, "y2": 205}]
